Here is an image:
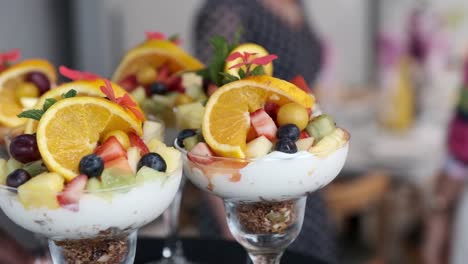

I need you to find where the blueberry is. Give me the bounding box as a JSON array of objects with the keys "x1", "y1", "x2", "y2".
[
  {"x1": 6, "y1": 169, "x2": 31, "y2": 188},
  {"x1": 79, "y1": 154, "x2": 104, "y2": 177},
  {"x1": 275, "y1": 138, "x2": 298, "y2": 154},
  {"x1": 137, "y1": 153, "x2": 167, "y2": 172},
  {"x1": 176, "y1": 129, "x2": 197, "y2": 148},
  {"x1": 277, "y1": 124, "x2": 301, "y2": 142},
  {"x1": 149, "y1": 82, "x2": 168, "y2": 95}
]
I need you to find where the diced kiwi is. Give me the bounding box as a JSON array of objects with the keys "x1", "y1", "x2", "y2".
[
  {"x1": 6, "y1": 159, "x2": 23, "y2": 174},
  {"x1": 130, "y1": 86, "x2": 146, "y2": 105},
  {"x1": 101, "y1": 168, "x2": 135, "y2": 191},
  {"x1": 86, "y1": 178, "x2": 102, "y2": 192},
  {"x1": 182, "y1": 135, "x2": 199, "y2": 151},
  {"x1": 306, "y1": 114, "x2": 336, "y2": 141},
  {"x1": 22, "y1": 160, "x2": 47, "y2": 176},
  {"x1": 136, "y1": 166, "x2": 166, "y2": 184}
]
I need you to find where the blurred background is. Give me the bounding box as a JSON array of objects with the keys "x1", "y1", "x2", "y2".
[{"x1": 1, "y1": 0, "x2": 468, "y2": 263}]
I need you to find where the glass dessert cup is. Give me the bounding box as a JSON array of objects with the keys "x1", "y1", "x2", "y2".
[
  {"x1": 0, "y1": 165, "x2": 183, "y2": 264},
  {"x1": 175, "y1": 136, "x2": 349, "y2": 264}
]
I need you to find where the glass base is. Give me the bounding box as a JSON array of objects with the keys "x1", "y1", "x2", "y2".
[{"x1": 48, "y1": 231, "x2": 137, "y2": 264}]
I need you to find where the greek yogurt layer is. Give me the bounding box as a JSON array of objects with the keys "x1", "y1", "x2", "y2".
[
  {"x1": 183, "y1": 144, "x2": 348, "y2": 202},
  {"x1": 0, "y1": 167, "x2": 182, "y2": 240}
]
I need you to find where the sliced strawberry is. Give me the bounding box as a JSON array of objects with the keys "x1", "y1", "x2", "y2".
[
  {"x1": 300, "y1": 131, "x2": 309, "y2": 139},
  {"x1": 57, "y1": 175, "x2": 88, "y2": 211},
  {"x1": 264, "y1": 102, "x2": 279, "y2": 121},
  {"x1": 167, "y1": 76, "x2": 185, "y2": 93},
  {"x1": 104, "y1": 156, "x2": 133, "y2": 173},
  {"x1": 119, "y1": 75, "x2": 138, "y2": 92},
  {"x1": 306, "y1": 108, "x2": 312, "y2": 117},
  {"x1": 207, "y1": 84, "x2": 218, "y2": 96},
  {"x1": 156, "y1": 64, "x2": 171, "y2": 82},
  {"x1": 290, "y1": 75, "x2": 312, "y2": 93},
  {"x1": 246, "y1": 125, "x2": 258, "y2": 142},
  {"x1": 128, "y1": 132, "x2": 149, "y2": 155},
  {"x1": 95, "y1": 136, "x2": 127, "y2": 162},
  {"x1": 188, "y1": 142, "x2": 214, "y2": 165},
  {"x1": 250, "y1": 109, "x2": 277, "y2": 140}
]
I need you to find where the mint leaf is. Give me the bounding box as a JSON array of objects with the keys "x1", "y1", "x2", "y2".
[
  {"x1": 62, "y1": 89, "x2": 77, "y2": 98},
  {"x1": 43, "y1": 98, "x2": 57, "y2": 111},
  {"x1": 17, "y1": 109, "x2": 44, "y2": 120},
  {"x1": 168, "y1": 34, "x2": 180, "y2": 42},
  {"x1": 250, "y1": 65, "x2": 265, "y2": 76},
  {"x1": 238, "y1": 68, "x2": 246, "y2": 79}
]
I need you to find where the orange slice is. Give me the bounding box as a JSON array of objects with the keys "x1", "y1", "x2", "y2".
[
  {"x1": 224, "y1": 43, "x2": 274, "y2": 78},
  {"x1": 112, "y1": 39, "x2": 204, "y2": 83},
  {"x1": 36, "y1": 97, "x2": 143, "y2": 181},
  {"x1": 202, "y1": 76, "x2": 314, "y2": 158},
  {"x1": 24, "y1": 79, "x2": 142, "y2": 134},
  {"x1": 0, "y1": 59, "x2": 56, "y2": 127}
]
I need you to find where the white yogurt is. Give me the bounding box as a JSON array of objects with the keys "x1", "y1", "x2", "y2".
[
  {"x1": 184, "y1": 144, "x2": 349, "y2": 202},
  {"x1": 0, "y1": 167, "x2": 182, "y2": 240}
]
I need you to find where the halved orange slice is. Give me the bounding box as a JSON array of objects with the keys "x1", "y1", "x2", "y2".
[
  {"x1": 202, "y1": 76, "x2": 314, "y2": 158},
  {"x1": 36, "y1": 97, "x2": 143, "y2": 181},
  {"x1": 0, "y1": 59, "x2": 56, "y2": 127},
  {"x1": 112, "y1": 40, "x2": 204, "y2": 83}
]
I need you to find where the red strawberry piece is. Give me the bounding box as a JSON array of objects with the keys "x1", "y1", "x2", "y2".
[
  {"x1": 188, "y1": 142, "x2": 214, "y2": 165},
  {"x1": 104, "y1": 156, "x2": 133, "y2": 173},
  {"x1": 300, "y1": 131, "x2": 309, "y2": 139},
  {"x1": 128, "y1": 132, "x2": 149, "y2": 155},
  {"x1": 95, "y1": 136, "x2": 127, "y2": 162},
  {"x1": 167, "y1": 76, "x2": 185, "y2": 93},
  {"x1": 57, "y1": 175, "x2": 88, "y2": 211},
  {"x1": 250, "y1": 109, "x2": 277, "y2": 140},
  {"x1": 156, "y1": 65, "x2": 171, "y2": 82},
  {"x1": 264, "y1": 102, "x2": 279, "y2": 121},
  {"x1": 306, "y1": 108, "x2": 312, "y2": 117},
  {"x1": 207, "y1": 84, "x2": 218, "y2": 96},
  {"x1": 246, "y1": 126, "x2": 258, "y2": 142},
  {"x1": 119, "y1": 75, "x2": 138, "y2": 92},
  {"x1": 290, "y1": 75, "x2": 312, "y2": 93}
]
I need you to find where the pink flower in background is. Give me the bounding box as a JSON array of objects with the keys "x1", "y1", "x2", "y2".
[
  {"x1": 100, "y1": 79, "x2": 144, "y2": 121},
  {"x1": 145, "y1": 31, "x2": 181, "y2": 45},
  {"x1": 0, "y1": 49, "x2": 20, "y2": 71},
  {"x1": 59, "y1": 66, "x2": 101, "y2": 81}
]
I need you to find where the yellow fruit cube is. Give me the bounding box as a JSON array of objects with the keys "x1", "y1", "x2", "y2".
[
  {"x1": 147, "y1": 138, "x2": 165, "y2": 153},
  {"x1": 0, "y1": 159, "x2": 7, "y2": 185},
  {"x1": 18, "y1": 172, "x2": 64, "y2": 209},
  {"x1": 154, "y1": 145, "x2": 181, "y2": 173}
]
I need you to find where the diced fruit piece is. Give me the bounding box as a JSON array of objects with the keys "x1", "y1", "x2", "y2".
[
  {"x1": 22, "y1": 160, "x2": 47, "y2": 176},
  {"x1": 25, "y1": 71, "x2": 50, "y2": 95},
  {"x1": 20, "y1": 97, "x2": 39, "y2": 109},
  {"x1": 6, "y1": 159, "x2": 23, "y2": 174},
  {"x1": 290, "y1": 75, "x2": 312, "y2": 93},
  {"x1": 102, "y1": 130, "x2": 130, "y2": 149},
  {"x1": 101, "y1": 168, "x2": 135, "y2": 189},
  {"x1": 277, "y1": 103, "x2": 309, "y2": 131},
  {"x1": 9, "y1": 134, "x2": 40, "y2": 163},
  {"x1": 175, "y1": 102, "x2": 205, "y2": 130},
  {"x1": 206, "y1": 83, "x2": 218, "y2": 96},
  {"x1": 143, "y1": 120, "x2": 164, "y2": 143},
  {"x1": 104, "y1": 157, "x2": 133, "y2": 174},
  {"x1": 152, "y1": 92, "x2": 178, "y2": 108},
  {"x1": 309, "y1": 128, "x2": 349, "y2": 157},
  {"x1": 175, "y1": 94, "x2": 194, "y2": 106},
  {"x1": 182, "y1": 72, "x2": 204, "y2": 100},
  {"x1": 127, "y1": 147, "x2": 141, "y2": 173},
  {"x1": 16, "y1": 82, "x2": 39, "y2": 100},
  {"x1": 176, "y1": 129, "x2": 197, "y2": 148},
  {"x1": 0, "y1": 159, "x2": 7, "y2": 185},
  {"x1": 18, "y1": 172, "x2": 64, "y2": 209},
  {"x1": 128, "y1": 132, "x2": 149, "y2": 155},
  {"x1": 277, "y1": 124, "x2": 301, "y2": 142},
  {"x1": 250, "y1": 109, "x2": 277, "y2": 140},
  {"x1": 246, "y1": 136, "x2": 273, "y2": 159},
  {"x1": 152, "y1": 146, "x2": 181, "y2": 173},
  {"x1": 57, "y1": 174, "x2": 88, "y2": 211},
  {"x1": 182, "y1": 135, "x2": 199, "y2": 151},
  {"x1": 86, "y1": 177, "x2": 102, "y2": 192},
  {"x1": 306, "y1": 114, "x2": 336, "y2": 141},
  {"x1": 275, "y1": 138, "x2": 298, "y2": 154},
  {"x1": 137, "y1": 153, "x2": 167, "y2": 172},
  {"x1": 264, "y1": 102, "x2": 280, "y2": 121},
  {"x1": 148, "y1": 82, "x2": 168, "y2": 95},
  {"x1": 130, "y1": 86, "x2": 147, "y2": 105},
  {"x1": 167, "y1": 76, "x2": 184, "y2": 93},
  {"x1": 147, "y1": 139, "x2": 165, "y2": 153},
  {"x1": 246, "y1": 126, "x2": 258, "y2": 142},
  {"x1": 95, "y1": 136, "x2": 127, "y2": 162},
  {"x1": 79, "y1": 154, "x2": 104, "y2": 177},
  {"x1": 119, "y1": 75, "x2": 138, "y2": 92},
  {"x1": 136, "y1": 66, "x2": 157, "y2": 85},
  {"x1": 136, "y1": 166, "x2": 166, "y2": 184},
  {"x1": 296, "y1": 137, "x2": 315, "y2": 151},
  {"x1": 300, "y1": 131, "x2": 309, "y2": 139},
  {"x1": 6, "y1": 169, "x2": 31, "y2": 188},
  {"x1": 188, "y1": 142, "x2": 214, "y2": 165}
]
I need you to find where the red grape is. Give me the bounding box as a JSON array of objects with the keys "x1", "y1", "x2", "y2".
[
  {"x1": 9, "y1": 134, "x2": 41, "y2": 163},
  {"x1": 25, "y1": 71, "x2": 51, "y2": 95}
]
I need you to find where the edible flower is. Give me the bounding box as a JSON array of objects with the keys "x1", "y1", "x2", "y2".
[
  {"x1": 0, "y1": 49, "x2": 20, "y2": 71},
  {"x1": 145, "y1": 31, "x2": 181, "y2": 45},
  {"x1": 226, "y1": 51, "x2": 277, "y2": 76},
  {"x1": 100, "y1": 79, "x2": 144, "y2": 121},
  {"x1": 59, "y1": 66, "x2": 101, "y2": 81}
]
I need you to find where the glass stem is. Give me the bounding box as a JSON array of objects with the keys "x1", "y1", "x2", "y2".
[
  {"x1": 248, "y1": 252, "x2": 283, "y2": 264},
  {"x1": 161, "y1": 185, "x2": 184, "y2": 259}
]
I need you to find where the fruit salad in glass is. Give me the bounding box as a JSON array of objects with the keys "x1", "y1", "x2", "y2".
[
  {"x1": 0, "y1": 79, "x2": 182, "y2": 264},
  {"x1": 175, "y1": 49, "x2": 349, "y2": 263},
  {"x1": 0, "y1": 49, "x2": 57, "y2": 139}
]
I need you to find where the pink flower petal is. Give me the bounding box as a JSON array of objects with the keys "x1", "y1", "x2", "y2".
[
  {"x1": 228, "y1": 62, "x2": 247, "y2": 70},
  {"x1": 59, "y1": 66, "x2": 100, "y2": 81},
  {"x1": 0, "y1": 49, "x2": 21, "y2": 64},
  {"x1": 226, "y1": 52, "x2": 244, "y2": 62},
  {"x1": 100, "y1": 79, "x2": 117, "y2": 102},
  {"x1": 243, "y1": 52, "x2": 257, "y2": 61},
  {"x1": 250, "y1": 54, "x2": 278, "y2": 65}
]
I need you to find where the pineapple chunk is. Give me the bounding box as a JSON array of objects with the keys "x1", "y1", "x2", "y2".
[
  {"x1": 309, "y1": 128, "x2": 349, "y2": 158},
  {"x1": 147, "y1": 138, "x2": 166, "y2": 153},
  {"x1": 175, "y1": 102, "x2": 205, "y2": 130},
  {"x1": 154, "y1": 145, "x2": 181, "y2": 173},
  {"x1": 0, "y1": 159, "x2": 7, "y2": 185},
  {"x1": 18, "y1": 172, "x2": 64, "y2": 209}
]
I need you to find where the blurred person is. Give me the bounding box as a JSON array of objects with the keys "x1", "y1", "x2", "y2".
[
  {"x1": 193, "y1": 0, "x2": 338, "y2": 263},
  {"x1": 423, "y1": 60, "x2": 468, "y2": 264}
]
